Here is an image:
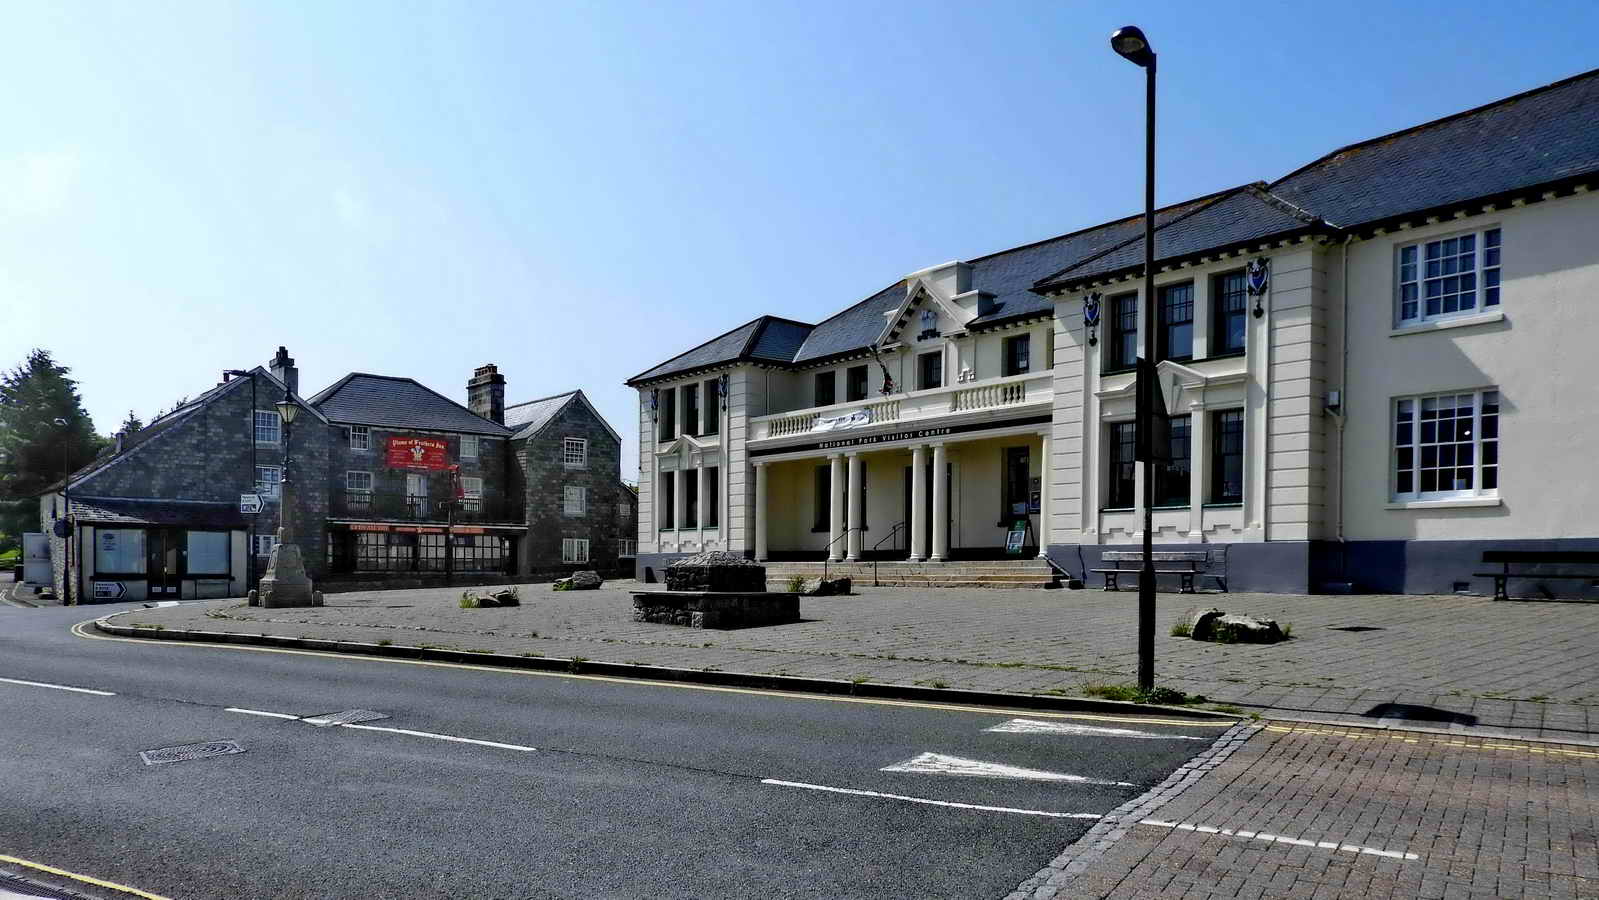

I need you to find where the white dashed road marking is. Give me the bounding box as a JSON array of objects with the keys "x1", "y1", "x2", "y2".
[
  {"x1": 339, "y1": 723, "x2": 537, "y2": 752},
  {"x1": 760, "y1": 779, "x2": 1104, "y2": 819},
  {"x1": 224, "y1": 708, "x2": 302, "y2": 720},
  {"x1": 1137, "y1": 819, "x2": 1419, "y2": 860},
  {"x1": 881, "y1": 752, "x2": 1137, "y2": 787},
  {"x1": 986, "y1": 718, "x2": 1207, "y2": 740},
  {"x1": 0, "y1": 676, "x2": 115, "y2": 697}
]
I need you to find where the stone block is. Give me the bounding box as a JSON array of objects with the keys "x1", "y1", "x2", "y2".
[{"x1": 665, "y1": 551, "x2": 765, "y2": 592}]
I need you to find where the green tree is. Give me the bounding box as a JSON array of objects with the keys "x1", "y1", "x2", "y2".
[
  {"x1": 0, "y1": 350, "x2": 107, "y2": 543},
  {"x1": 118, "y1": 409, "x2": 144, "y2": 435}
]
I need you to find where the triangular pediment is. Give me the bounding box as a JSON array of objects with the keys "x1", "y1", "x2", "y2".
[{"x1": 876, "y1": 278, "x2": 974, "y2": 349}]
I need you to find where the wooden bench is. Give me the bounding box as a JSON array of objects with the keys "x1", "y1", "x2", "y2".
[
  {"x1": 1474, "y1": 550, "x2": 1599, "y2": 601},
  {"x1": 1091, "y1": 550, "x2": 1226, "y2": 594}
]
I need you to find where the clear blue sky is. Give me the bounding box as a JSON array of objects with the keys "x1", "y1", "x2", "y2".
[{"x1": 4, "y1": 1, "x2": 1596, "y2": 478}]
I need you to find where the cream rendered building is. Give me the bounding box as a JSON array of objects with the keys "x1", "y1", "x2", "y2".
[{"x1": 627, "y1": 69, "x2": 1599, "y2": 596}]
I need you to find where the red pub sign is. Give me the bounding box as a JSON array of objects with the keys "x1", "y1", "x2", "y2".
[{"x1": 386, "y1": 437, "x2": 449, "y2": 471}]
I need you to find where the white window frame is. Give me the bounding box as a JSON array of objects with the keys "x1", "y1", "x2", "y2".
[
  {"x1": 252, "y1": 534, "x2": 281, "y2": 558},
  {"x1": 620, "y1": 500, "x2": 632, "y2": 519},
  {"x1": 563, "y1": 437, "x2": 588, "y2": 469},
  {"x1": 562, "y1": 537, "x2": 590, "y2": 564},
  {"x1": 460, "y1": 476, "x2": 483, "y2": 499},
  {"x1": 618, "y1": 539, "x2": 637, "y2": 558},
  {"x1": 460, "y1": 434, "x2": 479, "y2": 460},
  {"x1": 254, "y1": 410, "x2": 281, "y2": 445},
  {"x1": 564, "y1": 485, "x2": 586, "y2": 516},
  {"x1": 349, "y1": 425, "x2": 370, "y2": 452},
  {"x1": 346, "y1": 471, "x2": 373, "y2": 493},
  {"x1": 1392, "y1": 388, "x2": 1500, "y2": 501},
  {"x1": 1396, "y1": 227, "x2": 1502, "y2": 327},
  {"x1": 255, "y1": 465, "x2": 282, "y2": 498}
]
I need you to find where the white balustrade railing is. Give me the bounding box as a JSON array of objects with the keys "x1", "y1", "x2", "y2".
[
  {"x1": 748, "y1": 373, "x2": 1048, "y2": 442},
  {"x1": 949, "y1": 380, "x2": 1028, "y2": 412}
]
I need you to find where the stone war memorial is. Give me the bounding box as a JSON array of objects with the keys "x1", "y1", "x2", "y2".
[{"x1": 632, "y1": 551, "x2": 799, "y2": 629}]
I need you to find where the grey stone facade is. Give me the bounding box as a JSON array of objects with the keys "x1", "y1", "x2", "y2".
[{"x1": 513, "y1": 398, "x2": 628, "y2": 573}]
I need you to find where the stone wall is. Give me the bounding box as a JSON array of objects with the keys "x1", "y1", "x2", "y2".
[
  {"x1": 324, "y1": 425, "x2": 513, "y2": 521},
  {"x1": 514, "y1": 398, "x2": 626, "y2": 572}
]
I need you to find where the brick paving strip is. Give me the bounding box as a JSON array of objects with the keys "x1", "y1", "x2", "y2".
[
  {"x1": 1030, "y1": 722, "x2": 1599, "y2": 900},
  {"x1": 99, "y1": 582, "x2": 1599, "y2": 740}
]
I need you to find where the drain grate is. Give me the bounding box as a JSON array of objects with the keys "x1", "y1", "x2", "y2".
[
  {"x1": 303, "y1": 709, "x2": 389, "y2": 727},
  {"x1": 140, "y1": 740, "x2": 245, "y2": 766}
]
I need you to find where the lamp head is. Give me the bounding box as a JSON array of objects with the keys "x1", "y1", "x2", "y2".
[
  {"x1": 275, "y1": 398, "x2": 299, "y2": 425},
  {"x1": 1110, "y1": 25, "x2": 1155, "y2": 68}
]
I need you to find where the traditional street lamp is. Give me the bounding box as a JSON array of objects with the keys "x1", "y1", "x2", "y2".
[
  {"x1": 255, "y1": 387, "x2": 319, "y2": 607},
  {"x1": 1111, "y1": 24, "x2": 1160, "y2": 691},
  {"x1": 52, "y1": 417, "x2": 73, "y2": 605}
]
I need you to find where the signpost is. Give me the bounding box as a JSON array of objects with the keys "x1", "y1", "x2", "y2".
[
  {"x1": 239, "y1": 493, "x2": 263, "y2": 515},
  {"x1": 92, "y1": 581, "x2": 125, "y2": 601},
  {"x1": 1005, "y1": 521, "x2": 1028, "y2": 555}
]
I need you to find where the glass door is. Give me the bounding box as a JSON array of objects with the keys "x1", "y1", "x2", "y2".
[{"x1": 145, "y1": 528, "x2": 182, "y2": 597}]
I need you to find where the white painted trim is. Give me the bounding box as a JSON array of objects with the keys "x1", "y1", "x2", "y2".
[
  {"x1": 1389, "y1": 309, "x2": 1505, "y2": 337},
  {"x1": 1384, "y1": 497, "x2": 1502, "y2": 510}
]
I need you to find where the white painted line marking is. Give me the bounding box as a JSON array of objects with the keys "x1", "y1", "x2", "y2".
[
  {"x1": 224, "y1": 708, "x2": 301, "y2": 720},
  {"x1": 881, "y1": 752, "x2": 1137, "y2": 787},
  {"x1": 986, "y1": 718, "x2": 1207, "y2": 740},
  {"x1": 338, "y1": 723, "x2": 537, "y2": 752},
  {"x1": 0, "y1": 676, "x2": 115, "y2": 697},
  {"x1": 1137, "y1": 819, "x2": 1419, "y2": 860},
  {"x1": 761, "y1": 779, "x2": 1104, "y2": 819}
]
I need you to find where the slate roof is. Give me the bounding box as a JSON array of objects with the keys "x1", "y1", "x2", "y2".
[
  {"x1": 1270, "y1": 67, "x2": 1599, "y2": 228},
  {"x1": 1033, "y1": 184, "x2": 1329, "y2": 291},
  {"x1": 625, "y1": 316, "x2": 815, "y2": 385},
  {"x1": 503, "y1": 389, "x2": 623, "y2": 445},
  {"x1": 70, "y1": 496, "x2": 246, "y2": 529},
  {"x1": 310, "y1": 373, "x2": 511, "y2": 436}
]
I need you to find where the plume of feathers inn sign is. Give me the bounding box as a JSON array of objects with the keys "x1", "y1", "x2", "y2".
[{"x1": 386, "y1": 437, "x2": 449, "y2": 470}]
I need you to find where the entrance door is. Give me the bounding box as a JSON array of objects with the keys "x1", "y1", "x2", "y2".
[
  {"x1": 145, "y1": 528, "x2": 182, "y2": 597},
  {"x1": 406, "y1": 474, "x2": 429, "y2": 519}
]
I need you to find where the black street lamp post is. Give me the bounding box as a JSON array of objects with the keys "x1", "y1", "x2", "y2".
[
  {"x1": 1111, "y1": 24, "x2": 1159, "y2": 691},
  {"x1": 254, "y1": 388, "x2": 319, "y2": 607}
]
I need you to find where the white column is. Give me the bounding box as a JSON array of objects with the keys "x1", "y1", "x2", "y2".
[
  {"x1": 673, "y1": 468, "x2": 687, "y2": 551},
  {"x1": 1188, "y1": 403, "x2": 1207, "y2": 541},
  {"x1": 910, "y1": 445, "x2": 927, "y2": 561},
  {"x1": 846, "y1": 453, "x2": 863, "y2": 561},
  {"x1": 1037, "y1": 432, "x2": 1051, "y2": 559},
  {"x1": 828, "y1": 454, "x2": 845, "y2": 561},
  {"x1": 754, "y1": 462, "x2": 768, "y2": 561},
  {"x1": 931, "y1": 443, "x2": 949, "y2": 561}
]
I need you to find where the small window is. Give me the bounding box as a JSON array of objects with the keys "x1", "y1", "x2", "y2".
[
  {"x1": 186, "y1": 531, "x2": 230, "y2": 576},
  {"x1": 1002, "y1": 334, "x2": 1031, "y2": 376},
  {"x1": 94, "y1": 528, "x2": 147, "y2": 573},
  {"x1": 618, "y1": 539, "x2": 637, "y2": 558},
  {"x1": 564, "y1": 485, "x2": 587, "y2": 516},
  {"x1": 815, "y1": 371, "x2": 836, "y2": 407},
  {"x1": 1393, "y1": 389, "x2": 1499, "y2": 499},
  {"x1": 917, "y1": 352, "x2": 943, "y2": 391},
  {"x1": 460, "y1": 434, "x2": 479, "y2": 460},
  {"x1": 254, "y1": 410, "x2": 281, "y2": 445},
  {"x1": 1158, "y1": 282, "x2": 1193, "y2": 361},
  {"x1": 846, "y1": 365, "x2": 868, "y2": 402},
  {"x1": 657, "y1": 389, "x2": 676, "y2": 443},
  {"x1": 1108, "y1": 292, "x2": 1138, "y2": 371},
  {"x1": 460, "y1": 476, "x2": 483, "y2": 499},
  {"x1": 255, "y1": 465, "x2": 281, "y2": 498},
  {"x1": 346, "y1": 471, "x2": 373, "y2": 493},
  {"x1": 1156, "y1": 416, "x2": 1191, "y2": 507},
  {"x1": 684, "y1": 469, "x2": 699, "y2": 529},
  {"x1": 1106, "y1": 422, "x2": 1136, "y2": 509},
  {"x1": 252, "y1": 534, "x2": 280, "y2": 558},
  {"x1": 1211, "y1": 410, "x2": 1245, "y2": 503},
  {"x1": 702, "y1": 378, "x2": 721, "y2": 435},
  {"x1": 1398, "y1": 228, "x2": 1501, "y2": 325},
  {"x1": 682, "y1": 383, "x2": 700, "y2": 438},
  {"x1": 1211, "y1": 271, "x2": 1247, "y2": 355},
  {"x1": 349, "y1": 425, "x2": 370, "y2": 451},
  {"x1": 620, "y1": 500, "x2": 632, "y2": 519},
  {"x1": 561, "y1": 537, "x2": 590, "y2": 564},
  {"x1": 660, "y1": 475, "x2": 675, "y2": 530},
  {"x1": 704, "y1": 466, "x2": 719, "y2": 528},
  {"x1": 564, "y1": 438, "x2": 588, "y2": 468}
]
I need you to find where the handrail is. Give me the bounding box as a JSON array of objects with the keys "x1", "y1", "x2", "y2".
[
  {"x1": 871, "y1": 521, "x2": 906, "y2": 587},
  {"x1": 822, "y1": 528, "x2": 855, "y2": 583}
]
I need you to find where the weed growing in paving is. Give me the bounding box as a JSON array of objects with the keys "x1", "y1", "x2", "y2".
[
  {"x1": 784, "y1": 575, "x2": 807, "y2": 593},
  {"x1": 1169, "y1": 622, "x2": 1193, "y2": 638},
  {"x1": 377, "y1": 639, "x2": 392, "y2": 647},
  {"x1": 1081, "y1": 681, "x2": 1206, "y2": 706}
]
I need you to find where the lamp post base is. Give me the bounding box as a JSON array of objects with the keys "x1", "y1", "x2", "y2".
[{"x1": 254, "y1": 541, "x2": 322, "y2": 608}]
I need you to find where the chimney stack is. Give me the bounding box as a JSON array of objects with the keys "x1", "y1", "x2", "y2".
[
  {"x1": 270, "y1": 346, "x2": 299, "y2": 397},
  {"x1": 467, "y1": 364, "x2": 506, "y2": 425}
]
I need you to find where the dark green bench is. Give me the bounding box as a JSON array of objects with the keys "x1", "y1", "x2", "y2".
[
  {"x1": 1475, "y1": 550, "x2": 1599, "y2": 601},
  {"x1": 1092, "y1": 550, "x2": 1226, "y2": 594}
]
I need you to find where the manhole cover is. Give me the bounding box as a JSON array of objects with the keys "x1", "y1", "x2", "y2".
[
  {"x1": 140, "y1": 740, "x2": 245, "y2": 766},
  {"x1": 303, "y1": 709, "x2": 389, "y2": 727},
  {"x1": 1329, "y1": 625, "x2": 1384, "y2": 632}
]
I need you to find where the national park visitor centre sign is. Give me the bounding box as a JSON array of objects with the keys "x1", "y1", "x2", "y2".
[{"x1": 749, "y1": 413, "x2": 1051, "y2": 457}]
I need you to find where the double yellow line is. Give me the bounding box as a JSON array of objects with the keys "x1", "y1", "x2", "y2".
[{"x1": 0, "y1": 852, "x2": 171, "y2": 900}]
